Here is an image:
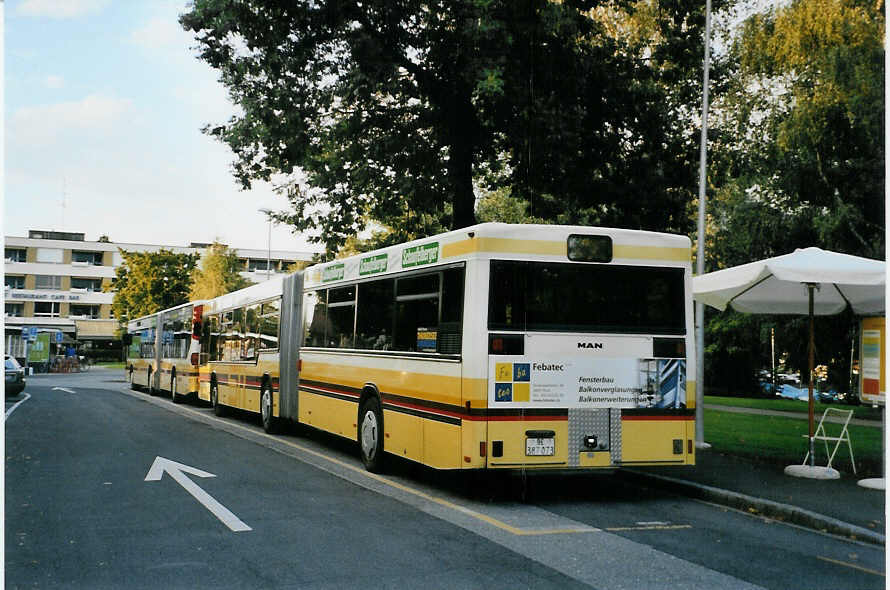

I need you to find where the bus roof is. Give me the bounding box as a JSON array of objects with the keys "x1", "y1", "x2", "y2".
[
  {"x1": 202, "y1": 274, "x2": 285, "y2": 314},
  {"x1": 303, "y1": 222, "x2": 691, "y2": 289}
]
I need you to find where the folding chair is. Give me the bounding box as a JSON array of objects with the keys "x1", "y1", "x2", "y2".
[{"x1": 802, "y1": 408, "x2": 856, "y2": 474}]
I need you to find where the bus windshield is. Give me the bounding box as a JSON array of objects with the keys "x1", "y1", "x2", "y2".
[{"x1": 488, "y1": 260, "x2": 686, "y2": 335}]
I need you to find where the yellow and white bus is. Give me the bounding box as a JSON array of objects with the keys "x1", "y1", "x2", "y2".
[
  {"x1": 126, "y1": 313, "x2": 159, "y2": 391},
  {"x1": 126, "y1": 301, "x2": 205, "y2": 401},
  {"x1": 193, "y1": 223, "x2": 696, "y2": 473},
  {"x1": 157, "y1": 301, "x2": 205, "y2": 403}
]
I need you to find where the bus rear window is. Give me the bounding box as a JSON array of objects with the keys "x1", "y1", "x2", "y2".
[{"x1": 488, "y1": 260, "x2": 686, "y2": 334}]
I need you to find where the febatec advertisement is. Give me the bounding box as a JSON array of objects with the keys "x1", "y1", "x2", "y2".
[{"x1": 488, "y1": 357, "x2": 686, "y2": 409}]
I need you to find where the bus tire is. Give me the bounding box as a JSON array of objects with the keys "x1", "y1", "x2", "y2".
[
  {"x1": 170, "y1": 371, "x2": 180, "y2": 404},
  {"x1": 211, "y1": 381, "x2": 226, "y2": 417},
  {"x1": 261, "y1": 385, "x2": 279, "y2": 434},
  {"x1": 358, "y1": 397, "x2": 385, "y2": 473}
]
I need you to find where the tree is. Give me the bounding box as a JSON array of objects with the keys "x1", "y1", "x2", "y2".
[
  {"x1": 702, "y1": 0, "x2": 884, "y2": 393},
  {"x1": 108, "y1": 249, "x2": 199, "y2": 328},
  {"x1": 181, "y1": 0, "x2": 710, "y2": 254},
  {"x1": 189, "y1": 242, "x2": 252, "y2": 300}
]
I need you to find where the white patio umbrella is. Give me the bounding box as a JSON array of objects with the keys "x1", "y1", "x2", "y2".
[{"x1": 693, "y1": 247, "x2": 885, "y2": 475}]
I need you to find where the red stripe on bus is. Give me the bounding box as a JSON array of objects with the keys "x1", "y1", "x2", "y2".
[{"x1": 621, "y1": 415, "x2": 694, "y2": 421}]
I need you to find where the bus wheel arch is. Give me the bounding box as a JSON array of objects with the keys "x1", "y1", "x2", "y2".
[
  {"x1": 260, "y1": 375, "x2": 279, "y2": 434},
  {"x1": 358, "y1": 386, "x2": 385, "y2": 473}
]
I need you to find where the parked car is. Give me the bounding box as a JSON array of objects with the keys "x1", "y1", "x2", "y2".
[{"x1": 5, "y1": 355, "x2": 26, "y2": 397}]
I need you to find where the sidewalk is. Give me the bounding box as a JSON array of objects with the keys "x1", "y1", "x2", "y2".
[
  {"x1": 622, "y1": 449, "x2": 885, "y2": 545},
  {"x1": 704, "y1": 403, "x2": 882, "y2": 428}
]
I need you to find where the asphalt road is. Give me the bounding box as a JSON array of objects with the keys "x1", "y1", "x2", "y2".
[{"x1": 5, "y1": 371, "x2": 885, "y2": 589}]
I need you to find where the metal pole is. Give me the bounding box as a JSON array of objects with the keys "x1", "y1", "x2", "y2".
[
  {"x1": 807, "y1": 284, "x2": 815, "y2": 467},
  {"x1": 695, "y1": 0, "x2": 713, "y2": 447},
  {"x1": 267, "y1": 217, "x2": 272, "y2": 280}
]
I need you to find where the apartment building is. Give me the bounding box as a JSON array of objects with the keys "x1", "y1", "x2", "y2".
[{"x1": 4, "y1": 229, "x2": 315, "y2": 360}]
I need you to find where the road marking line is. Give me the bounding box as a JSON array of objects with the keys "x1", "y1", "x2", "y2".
[
  {"x1": 145, "y1": 456, "x2": 252, "y2": 533},
  {"x1": 122, "y1": 387, "x2": 601, "y2": 537},
  {"x1": 817, "y1": 556, "x2": 884, "y2": 577},
  {"x1": 52, "y1": 387, "x2": 76, "y2": 394},
  {"x1": 606, "y1": 524, "x2": 692, "y2": 532},
  {"x1": 5, "y1": 393, "x2": 31, "y2": 420}
]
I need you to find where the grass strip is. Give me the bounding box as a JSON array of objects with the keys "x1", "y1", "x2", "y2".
[
  {"x1": 705, "y1": 395, "x2": 883, "y2": 421},
  {"x1": 703, "y1": 409, "x2": 884, "y2": 476}
]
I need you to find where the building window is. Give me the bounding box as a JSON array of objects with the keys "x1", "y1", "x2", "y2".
[
  {"x1": 71, "y1": 277, "x2": 102, "y2": 291},
  {"x1": 69, "y1": 304, "x2": 100, "y2": 319},
  {"x1": 34, "y1": 302, "x2": 61, "y2": 317},
  {"x1": 5, "y1": 303, "x2": 23, "y2": 317},
  {"x1": 248, "y1": 259, "x2": 275, "y2": 272},
  {"x1": 5, "y1": 248, "x2": 26, "y2": 262},
  {"x1": 5, "y1": 275, "x2": 25, "y2": 289},
  {"x1": 34, "y1": 275, "x2": 62, "y2": 290},
  {"x1": 36, "y1": 248, "x2": 64, "y2": 263},
  {"x1": 71, "y1": 251, "x2": 103, "y2": 265}
]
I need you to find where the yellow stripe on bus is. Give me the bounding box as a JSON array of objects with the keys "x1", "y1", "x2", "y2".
[
  {"x1": 442, "y1": 238, "x2": 691, "y2": 262},
  {"x1": 301, "y1": 360, "x2": 463, "y2": 407}
]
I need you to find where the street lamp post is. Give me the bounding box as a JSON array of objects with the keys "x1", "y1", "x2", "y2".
[
  {"x1": 258, "y1": 208, "x2": 273, "y2": 281},
  {"x1": 695, "y1": 0, "x2": 713, "y2": 449}
]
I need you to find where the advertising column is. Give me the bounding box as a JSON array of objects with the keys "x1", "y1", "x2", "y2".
[{"x1": 860, "y1": 316, "x2": 885, "y2": 406}]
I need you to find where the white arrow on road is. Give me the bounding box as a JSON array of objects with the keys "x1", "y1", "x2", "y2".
[
  {"x1": 52, "y1": 387, "x2": 76, "y2": 394},
  {"x1": 144, "y1": 456, "x2": 252, "y2": 532}
]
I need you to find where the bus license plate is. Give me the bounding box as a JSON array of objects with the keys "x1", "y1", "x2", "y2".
[{"x1": 526, "y1": 437, "x2": 555, "y2": 456}]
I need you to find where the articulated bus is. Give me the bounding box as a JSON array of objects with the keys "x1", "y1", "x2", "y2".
[
  {"x1": 186, "y1": 223, "x2": 696, "y2": 473},
  {"x1": 125, "y1": 301, "x2": 205, "y2": 402},
  {"x1": 126, "y1": 313, "x2": 159, "y2": 391}
]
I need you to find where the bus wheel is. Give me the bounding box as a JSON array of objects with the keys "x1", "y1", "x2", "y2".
[
  {"x1": 170, "y1": 372, "x2": 180, "y2": 404},
  {"x1": 211, "y1": 381, "x2": 226, "y2": 417},
  {"x1": 359, "y1": 397, "x2": 385, "y2": 473},
  {"x1": 261, "y1": 386, "x2": 279, "y2": 434}
]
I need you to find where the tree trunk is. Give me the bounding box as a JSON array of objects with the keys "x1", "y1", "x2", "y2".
[{"x1": 447, "y1": 94, "x2": 478, "y2": 230}]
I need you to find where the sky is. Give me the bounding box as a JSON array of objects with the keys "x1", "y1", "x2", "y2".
[{"x1": 4, "y1": 0, "x2": 321, "y2": 254}]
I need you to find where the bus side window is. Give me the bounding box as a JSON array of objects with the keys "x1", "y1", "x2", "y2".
[
  {"x1": 394, "y1": 273, "x2": 439, "y2": 353},
  {"x1": 242, "y1": 304, "x2": 259, "y2": 361},
  {"x1": 259, "y1": 299, "x2": 280, "y2": 350},
  {"x1": 356, "y1": 278, "x2": 394, "y2": 351},
  {"x1": 439, "y1": 267, "x2": 464, "y2": 354},
  {"x1": 327, "y1": 286, "x2": 356, "y2": 349},
  {"x1": 304, "y1": 290, "x2": 327, "y2": 347}
]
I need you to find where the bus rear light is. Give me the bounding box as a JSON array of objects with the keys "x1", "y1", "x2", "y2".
[
  {"x1": 488, "y1": 333, "x2": 524, "y2": 355},
  {"x1": 191, "y1": 352, "x2": 199, "y2": 366},
  {"x1": 480, "y1": 441, "x2": 487, "y2": 457},
  {"x1": 192, "y1": 305, "x2": 203, "y2": 340}
]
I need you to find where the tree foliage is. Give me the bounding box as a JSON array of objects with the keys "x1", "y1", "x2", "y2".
[
  {"x1": 189, "y1": 242, "x2": 252, "y2": 300},
  {"x1": 703, "y1": 0, "x2": 884, "y2": 393},
  {"x1": 181, "y1": 0, "x2": 712, "y2": 254},
  {"x1": 108, "y1": 249, "x2": 199, "y2": 327}
]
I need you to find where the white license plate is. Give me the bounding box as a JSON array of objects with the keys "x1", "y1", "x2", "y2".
[{"x1": 526, "y1": 437, "x2": 555, "y2": 456}]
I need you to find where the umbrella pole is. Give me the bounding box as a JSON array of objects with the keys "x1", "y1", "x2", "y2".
[{"x1": 808, "y1": 284, "x2": 816, "y2": 467}]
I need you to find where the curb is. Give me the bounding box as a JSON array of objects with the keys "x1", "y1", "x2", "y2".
[{"x1": 618, "y1": 469, "x2": 885, "y2": 546}]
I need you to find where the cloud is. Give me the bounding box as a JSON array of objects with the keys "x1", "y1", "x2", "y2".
[
  {"x1": 10, "y1": 94, "x2": 133, "y2": 147},
  {"x1": 16, "y1": 0, "x2": 110, "y2": 19},
  {"x1": 44, "y1": 75, "x2": 64, "y2": 89}
]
